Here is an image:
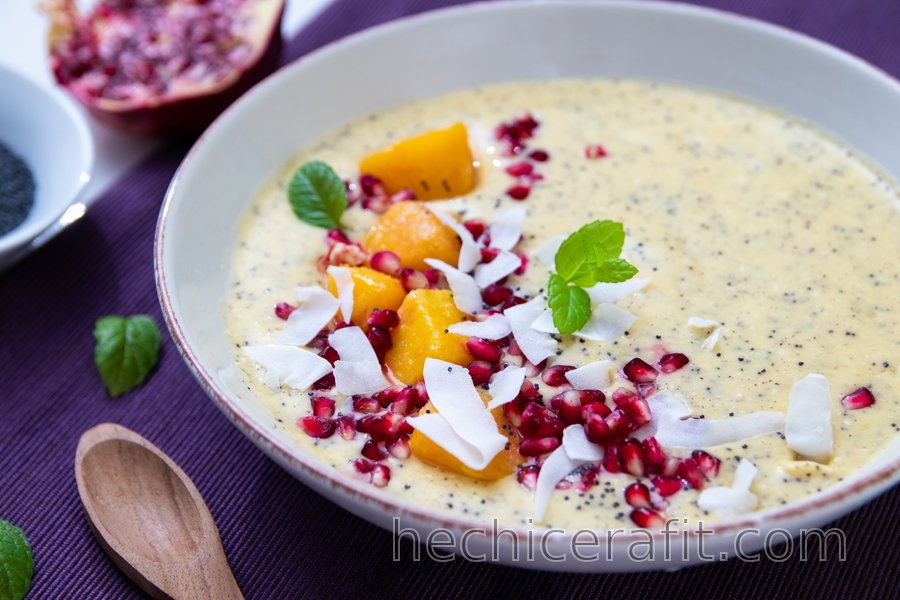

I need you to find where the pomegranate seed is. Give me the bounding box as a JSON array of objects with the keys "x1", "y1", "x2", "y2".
[
  {"x1": 677, "y1": 458, "x2": 706, "y2": 490},
  {"x1": 541, "y1": 365, "x2": 574, "y2": 387},
  {"x1": 519, "y1": 437, "x2": 561, "y2": 457},
  {"x1": 463, "y1": 219, "x2": 486, "y2": 240},
  {"x1": 620, "y1": 439, "x2": 646, "y2": 477},
  {"x1": 523, "y1": 359, "x2": 545, "y2": 378},
  {"x1": 630, "y1": 507, "x2": 665, "y2": 529},
  {"x1": 359, "y1": 174, "x2": 386, "y2": 196},
  {"x1": 518, "y1": 380, "x2": 541, "y2": 403},
  {"x1": 503, "y1": 397, "x2": 526, "y2": 428},
  {"x1": 337, "y1": 415, "x2": 356, "y2": 440},
  {"x1": 603, "y1": 443, "x2": 621, "y2": 473},
  {"x1": 373, "y1": 387, "x2": 401, "y2": 408},
  {"x1": 371, "y1": 463, "x2": 391, "y2": 487},
  {"x1": 517, "y1": 464, "x2": 540, "y2": 489},
  {"x1": 582, "y1": 401, "x2": 612, "y2": 422},
  {"x1": 584, "y1": 144, "x2": 607, "y2": 159},
  {"x1": 367, "y1": 309, "x2": 399, "y2": 329},
  {"x1": 605, "y1": 409, "x2": 634, "y2": 437},
  {"x1": 480, "y1": 247, "x2": 500, "y2": 263},
  {"x1": 356, "y1": 412, "x2": 404, "y2": 442},
  {"x1": 320, "y1": 346, "x2": 340, "y2": 366},
  {"x1": 635, "y1": 382, "x2": 657, "y2": 398},
  {"x1": 576, "y1": 389, "x2": 607, "y2": 406},
  {"x1": 311, "y1": 397, "x2": 335, "y2": 419},
  {"x1": 274, "y1": 302, "x2": 296, "y2": 320},
  {"x1": 550, "y1": 391, "x2": 584, "y2": 425},
  {"x1": 506, "y1": 338, "x2": 523, "y2": 356},
  {"x1": 353, "y1": 458, "x2": 373, "y2": 474},
  {"x1": 326, "y1": 229, "x2": 351, "y2": 246},
  {"x1": 366, "y1": 326, "x2": 392, "y2": 360},
  {"x1": 399, "y1": 419, "x2": 414, "y2": 435},
  {"x1": 584, "y1": 414, "x2": 610, "y2": 443},
  {"x1": 326, "y1": 241, "x2": 368, "y2": 267},
  {"x1": 624, "y1": 482, "x2": 652, "y2": 509},
  {"x1": 352, "y1": 396, "x2": 380, "y2": 413},
  {"x1": 652, "y1": 476, "x2": 684, "y2": 497},
  {"x1": 391, "y1": 387, "x2": 419, "y2": 413},
  {"x1": 400, "y1": 268, "x2": 429, "y2": 291},
  {"x1": 391, "y1": 189, "x2": 416, "y2": 203},
  {"x1": 311, "y1": 373, "x2": 335, "y2": 391},
  {"x1": 611, "y1": 387, "x2": 635, "y2": 406},
  {"x1": 515, "y1": 251, "x2": 528, "y2": 276},
  {"x1": 414, "y1": 381, "x2": 429, "y2": 404},
  {"x1": 505, "y1": 162, "x2": 534, "y2": 177},
  {"x1": 506, "y1": 184, "x2": 531, "y2": 201},
  {"x1": 362, "y1": 196, "x2": 391, "y2": 214},
  {"x1": 466, "y1": 361, "x2": 495, "y2": 385},
  {"x1": 841, "y1": 387, "x2": 876, "y2": 410},
  {"x1": 502, "y1": 294, "x2": 528, "y2": 310},
  {"x1": 578, "y1": 464, "x2": 601, "y2": 492},
  {"x1": 658, "y1": 352, "x2": 690, "y2": 374},
  {"x1": 370, "y1": 251, "x2": 402, "y2": 277},
  {"x1": 691, "y1": 450, "x2": 721, "y2": 479},
  {"x1": 519, "y1": 404, "x2": 564, "y2": 439},
  {"x1": 482, "y1": 284, "x2": 513, "y2": 307},
  {"x1": 361, "y1": 439, "x2": 387, "y2": 461},
  {"x1": 621, "y1": 396, "x2": 652, "y2": 428},
  {"x1": 387, "y1": 435, "x2": 411, "y2": 459},
  {"x1": 529, "y1": 149, "x2": 550, "y2": 162},
  {"x1": 467, "y1": 338, "x2": 502, "y2": 363},
  {"x1": 642, "y1": 437, "x2": 667, "y2": 473},
  {"x1": 661, "y1": 456, "x2": 681, "y2": 478},
  {"x1": 623, "y1": 358, "x2": 659, "y2": 383},
  {"x1": 298, "y1": 416, "x2": 335, "y2": 439},
  {"x1": 515, "y1": 113, "x2": 539, "y2": 132},
  {"x1": 423, "y1": 268, "x2": 441, "y2": 285}
]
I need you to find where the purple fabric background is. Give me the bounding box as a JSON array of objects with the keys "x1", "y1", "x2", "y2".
[{"x1": 2, "y1": 1, "x2": 898, "y2": 597}]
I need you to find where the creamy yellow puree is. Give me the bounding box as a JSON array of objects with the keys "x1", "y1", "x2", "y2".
[{"x1": 224, "y1": 80, "x2": 898, "y2": 529}]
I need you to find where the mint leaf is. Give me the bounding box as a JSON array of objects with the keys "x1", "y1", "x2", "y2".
[
  {"x1": 555, "y1": 220, "x2": 626, "y2": 286},
  {"x1": 548, "y1": 274, "x2": 592, "y2": 334},
  {"x1": 94, "y1": 315, "x2": 161, "y2": 397},
  {"x1": 287, "y1": 160, "x2": 347, "y2": 229},
  {"x1": 595, "y1": 257, "x2": 639, "y2": 283},
  {"x1": 0, "y1": 520, "x2": 33, "y2": 600}
]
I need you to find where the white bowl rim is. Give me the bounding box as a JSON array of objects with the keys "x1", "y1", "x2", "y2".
[
  {"x1": 155, "y1": 0, "x2": 900, "y2": 545},
  {"x1": 0, "y1": 64, "x2": 94, "y2": 253}
]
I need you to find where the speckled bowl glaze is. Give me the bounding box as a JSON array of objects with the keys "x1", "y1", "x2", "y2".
[{"x1": 155, "y1": 1, "x2": 900, "y2": 571}]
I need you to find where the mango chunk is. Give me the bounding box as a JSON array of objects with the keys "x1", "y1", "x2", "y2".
[
  {"x1": 359, "y1": 122, "x2": 476, "y2": 200},
  {"x1": 410, "y1": 400, "x2": 520, "y2": 481},
  {"x1": 326, "y1": 266, "x2": 406, "y2": 328},
  {"x1": 385, "y1": 289, "x2": 472, "y2": 384},
  {"x1": 363, "y1": 201, "x2": 460, "y2": 271}
]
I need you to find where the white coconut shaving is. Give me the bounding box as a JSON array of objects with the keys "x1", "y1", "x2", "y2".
[
  {"x1": 562, "y1": 425, "x2": 605, "y2": 462},
  {"x1": 585, "y1": 278, "x2": 651, "y2": 304},
  {"x1": 531, "y1": 303, "x2": 636, "y2": 341},
  {"x1": 406, "y1": 359, "x2": 506, "y2": 470},
  {"x1": 242, "y1": 345, "x2": 332, "y2": 391},
  {"x1": 274, "y1": 287, "x2": 340, "y2": 346},
  {"x1": 427, "y1": 206, "x2": 481, "y2": 273},
  {"x1": 473, "y1": 250, "x2": 521, "y2": 288},
  {"x1": 326, "y1": 266, "x2": 354, "y2": 324},
  {"x1": 423, "y1": 258, "x2": 483, "y2": 315},
  {"x1": 505, "y1": 298, "x2": 558, "y2": 365},
  {"x1": 447, "y1": 313, "x2": 511, "y2": 339},
  {"x1": 564, "y1": 360, "x2": 613, "y2": 390},
  {"x1": 785, "y1": 373, "x2": 834, "y2": 463},
  {"x1": 328, "y1": 326, "x2": 389, "y2": 395},
  {"x1": 697, "y1": 459, "x2": 760, "y2": 516},
  {"x1": 533, "y1": 444, "x2": 584, "y2": 523},
  {"x1": 687, "y1": 316, "x2": 722, "y2": 351},
  {"x1": 532, "y1": 234, "x2": 565, "y2": 267},
  {"x1": 488, "y1": 205, "x2": 527, "y2": 251},
  {"x1": 486, "y1": 366, "x2": 527, "y2": 409}
]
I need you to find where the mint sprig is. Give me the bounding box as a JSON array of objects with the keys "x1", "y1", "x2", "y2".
[
  {"x1": 287, "y1": 160, "x2": 347, "y2": 229},
  {"x1": 548, "y1": 220, "x2": 638, "y2": 334},
  {"x1": 0, "y1": 520, "x2": 33, "y2": 600},
  {"x1": 94, "y1": 315, "x2": 161, "y2": 397}
]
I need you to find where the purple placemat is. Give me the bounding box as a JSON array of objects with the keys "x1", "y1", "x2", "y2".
[{"x1": 1, "y1": 1, "x2": 898, "y2": 598}]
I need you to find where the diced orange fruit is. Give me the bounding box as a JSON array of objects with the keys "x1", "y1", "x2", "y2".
[
  {"x1": 410, "y1": 399, "x2": 520, "y2": 481},
  {"x1": 359, "y1": 122, "x2": 476, "y2": 200},
  {"x1": 363, "y1": 201, "x2": 460, "y2": 271},
  {"x1": 385, "y1": 289, "x2": 472, "y2": 384},
  {"x1": 326, "y1": 266, "x2": 406, "y2": 328}
]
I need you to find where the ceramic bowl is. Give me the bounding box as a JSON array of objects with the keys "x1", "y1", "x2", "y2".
[
  {"x1": 155, "y1": 1, "x2": 900, "y2": 571},
  {"x1": 0, "y1": 63, "x2": 94, "y2": 269}
]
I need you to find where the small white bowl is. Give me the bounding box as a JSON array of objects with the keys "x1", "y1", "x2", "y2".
[
  {"x1": 0, "y1": 63, "x2": 93, "y2": 268},
  {"x1": 156, "y1": 1, "x2": 900, "y2": 571}
]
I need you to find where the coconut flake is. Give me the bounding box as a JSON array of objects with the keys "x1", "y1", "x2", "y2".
[
  {"x1": 785, "y1": 373, "x2": 833, "y2": 463},
  {"x1": 532, "y1": 235, "x2": 565, "y2": 267},
  {"x1": 486, "y1": 366, "x2": 527, "y2": 409},
  {"x1": 585, "y1": 278, "x2": 651, "y2": 304},
  {"x1": 327, "y1": 266, "x2": 354, "y2": 323},
  {"x1": 424, "y1": 258, "x2": 482, "y2": 315},
  {"x1": 474, "y1": 250, "x2": 521, "y2": 288},
  {"x1": 576, "y1": 304, "x2": 636, "y2": 341},
  {"x1": 274, "y1": 287, "x2": 340, "y2": 346},
  {"x1": 565, "y1": 360, "x2": 612, "y2": 390},
  {"x1": 488, "y1": 205, "x2": 527, "y2": 251},
  {"x1": 329, "y1": 326, "x2": 389, "y2": 395},
  {"x1": 731, "y1": 458, "x2": 759, "y2": 491},
  {"x1": 534, "y1": 445, "x2": 585, "y2": 523},
  {"x1": 506, "y1": 298, "x2": 558, "y2": 365},
  {"x1": 688, "y1": 316, "x2": 721, "y2": 351},
  {"x1": 447, "y1": 314, "x2": 511, "y2": 339},
  {"x1": 697, "y1": 459, "x2": 759, "y2": 516},
  {"x1": 427, "y1": 206, "x2": 480, "y2": 273},
  {"x1": 562, "y1": 425, "x2": 605, "y2": 462},
  {"x1": 406, "y1": 359, "x2": 506, "y2": 470},
  {"x1": 687, "y1": 316, "x2": 719, "y2": 329},
  {"x1": 242, "y1": 345, "x2": 332, "y2": 391}
]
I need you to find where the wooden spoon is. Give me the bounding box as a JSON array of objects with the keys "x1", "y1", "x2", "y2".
[{"x1": 75, "y1": 423, "x2": 243, "y2": 599}]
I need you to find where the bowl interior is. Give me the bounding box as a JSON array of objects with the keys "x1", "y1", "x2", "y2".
[
  {"x1": 0, "y1": 65, "x2": 93, "y2": 253},
  {"x1": 158, "y1": 0, "x2": 900, "y2": 530}
]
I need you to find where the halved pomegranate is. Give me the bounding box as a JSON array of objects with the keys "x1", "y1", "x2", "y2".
[{"x1": 43, "y1": 0, "x2": 285, "y2": 137}]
